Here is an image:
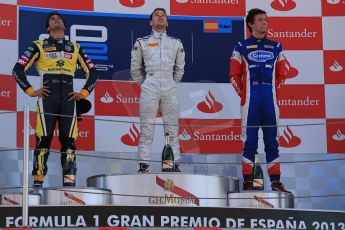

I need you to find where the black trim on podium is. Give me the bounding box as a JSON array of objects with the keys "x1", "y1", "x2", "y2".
[{"x1": 1, "y1": 206, "x2": 344, "y2": 228}]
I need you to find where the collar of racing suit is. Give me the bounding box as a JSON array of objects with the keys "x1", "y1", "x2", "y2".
[
  {"x1": 249, "y1": 35, "x2": 268, "y2": 43},
  {"x1": 48, "y1": 35, "x2": 67, "y2": 44},
  {"x1": 151, "y1": 30, "x2": 167, "y2": 39}
]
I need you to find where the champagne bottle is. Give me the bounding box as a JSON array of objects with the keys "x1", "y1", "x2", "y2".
[
  {"x1": 252, "y1": 151, "x2": 264, "y2": 190},
  {"x1": 161, "y1": 133, "x2": 174, "y2": 172}
]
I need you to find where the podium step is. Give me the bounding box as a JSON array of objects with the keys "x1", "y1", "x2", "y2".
[
  {"x1": 228, "y1": 191, "x2": 294, "y2": 208},
  {"x1": 87, "y1": 173, "x2": 239, "y2": 207},
  {"x1": 0, "y1": 192, "x2": 41, "y2": 205},
  {"x1": 36, "y1": 187, "x2": 111, "y2": 205}
]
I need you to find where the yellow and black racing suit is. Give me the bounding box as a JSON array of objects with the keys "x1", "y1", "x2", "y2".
[{"x1": 12, "y1": 36, "x2": 98, "y2": 186}]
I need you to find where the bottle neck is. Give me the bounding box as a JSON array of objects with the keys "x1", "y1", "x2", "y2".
[
  {"x1": 255, "y1": 154, "x2": 259, "y2": 163},
  {"x1": 165, "y1": 135, "x2": 170, "y2": 145}
]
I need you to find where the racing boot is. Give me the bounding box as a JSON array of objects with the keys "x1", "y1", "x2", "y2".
[
  {"x1": 174, "y1": 162, "x2": 181, "y2": 172},
  {"x1": 138, "y1": 163, "x2": 149, "y2": 173},
  {"x1": 271, "y1": 181, "x2": 292, "y2": 195},
  {"x1": 243, "y1": 180, "x2": 253, "y2": 191},
  {"x1": 33, "y1": 180, "x2": 43, "y2": 188}
]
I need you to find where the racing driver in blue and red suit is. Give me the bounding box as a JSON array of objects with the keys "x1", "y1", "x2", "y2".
[{"x1": 229, "y1": 8, "x2": 292, "y2": 194}]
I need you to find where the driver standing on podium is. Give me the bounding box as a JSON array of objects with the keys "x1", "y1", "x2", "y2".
[
  {"x1": 12, "y1": 12, "x2": 98, "y2": 187},
  {"x1": 229, "y1": 8, "x2": 292, "y2": 194},
  {"x1": 131, "y1": 8, "x2": 185, "y2": 173}
]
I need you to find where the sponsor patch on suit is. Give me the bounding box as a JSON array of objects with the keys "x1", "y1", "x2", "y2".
[
  {"x1": 264, "y1": 45, "x2": 274, "y2": 49},
  {"x1": 44, "y1": 47, "x2": 56, "y2": 52},
  {"x1": 246, "y1": 45, "x2": 258, "y2": 49},
  {"x1": 148, "y1": 42, "x2": 160, "y2": 47}
]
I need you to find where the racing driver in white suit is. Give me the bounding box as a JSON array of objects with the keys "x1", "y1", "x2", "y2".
[{"x1": 130, "y1": 8, "x2": 185, "y2": 172}]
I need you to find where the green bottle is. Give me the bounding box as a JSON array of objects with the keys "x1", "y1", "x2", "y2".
[
  {"x1": 162, "y1": 133, "x2": 174, "y2": 172},
  {"x1": 252, "y1": 151, "x2": 264, "y2": 190}
]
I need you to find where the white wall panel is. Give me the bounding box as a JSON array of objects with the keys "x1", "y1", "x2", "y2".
[
  {"x1": 0, "y1": 40, "x2": 17, "y2": 75},
  {"x1": 322, "y1": 16, "x2": 345, "y2": 50},
  {"x1": 0, "y1": 0, "x2": 17, "y2": 5},
  {"x1": 325, "y1": 84, "x2": 345, "y2": 118},
  {"x1": 284, "y1": 51, "x2": 324, "y2": 84},
  {"x1": 0, "y1": 111, "x2": 16, "y2": 148}
]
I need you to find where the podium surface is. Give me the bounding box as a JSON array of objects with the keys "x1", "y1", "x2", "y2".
[
  {"x1": 228, "y1": 191, "x2": 294, "y2": 208},
  {"x1": 87, "y1": 173, "x2": 239, "y2": 207}
]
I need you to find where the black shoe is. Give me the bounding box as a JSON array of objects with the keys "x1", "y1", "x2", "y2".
[
  {"x1": 138, "y1": 163, "x2": 149, "y2": 173},
  {"x1": 174, "y1": 163, "x2": 181, "y2": 172},
  {"x1": 243, "y1": 180, "x2": 253, "y2": 191},
  {"x1": 271, "y1": 181, "x2": 292, "y2": 195},
  {"x1": 63, "y1": 183, "x2": 75, "y2": 187},
  {"x1": 33, "y1": 180, "x2": 43, "y2": 188}
]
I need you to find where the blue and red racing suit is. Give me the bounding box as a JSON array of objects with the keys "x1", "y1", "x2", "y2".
[{"x1": 229, "y1": 35, "x2": 288, "y2": 182}]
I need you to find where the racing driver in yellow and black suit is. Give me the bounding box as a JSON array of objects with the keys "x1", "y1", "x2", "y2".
[{"x1": 12, "y1": 12, "x2": 97, "y2": 187}]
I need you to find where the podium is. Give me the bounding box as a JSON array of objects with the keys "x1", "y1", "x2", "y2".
[
  {"x1": 3, "y1": 173, "x2": 343, "y2": 229},
  {"x1": 37, "y1": 187, "x2": 111, "y2": 205},
  {"x1": 0, "y1": 173, "x2": 296, "y2": 208},
  {"x1": 0, "y1": 192, "x2": 41, "y2": 205},
  {"x1": 228, "y1": 191, "x2": 294, "y2": 208},
  {"x1": 87, "y1": 173, "x2": 239, "y2": 207}
]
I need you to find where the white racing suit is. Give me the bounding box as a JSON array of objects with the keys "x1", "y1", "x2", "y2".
[{"x1": 130, "y1": 30, "x2": 185, "y2": 164}]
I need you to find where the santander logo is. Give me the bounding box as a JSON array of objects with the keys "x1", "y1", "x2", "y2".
[
  {"x1": 285, "y1": 60, "x2": 299, "y2": 79},
  {"x1": 29, "y1": 125, "x2": 36, "y2": 135},
  {"x1": 119, "y1": 0, "x2": 145, "y2": 7},
  {"x1": 179, "y1": 129, "x2": 191, "y2": 141},
  {"x1": 271, "y1": 0, "x2": 296, "y2": 11},
  {"x1": 279, "y1": 126, "x2": 301, "y2": 148},
  {"x1": 22, "y1": 124, "x2": 36, "y2": 135},
  {"x1": 100, "y1": 91, "x2": 114, "y2": 103},
  {"x1": 121, "y1": 123, "x2": 140, "y2": 146},
  {"x1": 332, "y1": 129, "x2": 345, "y2": 141},
  {"x1": 330, "y1": 60, "x2": 343, "y2": 72},
  {"x1": 327, "y1": 0, "x2": 340, "y2": 4},
  {"x1": 197, "y1": 90, "x2": 223, "y2": 113}
]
